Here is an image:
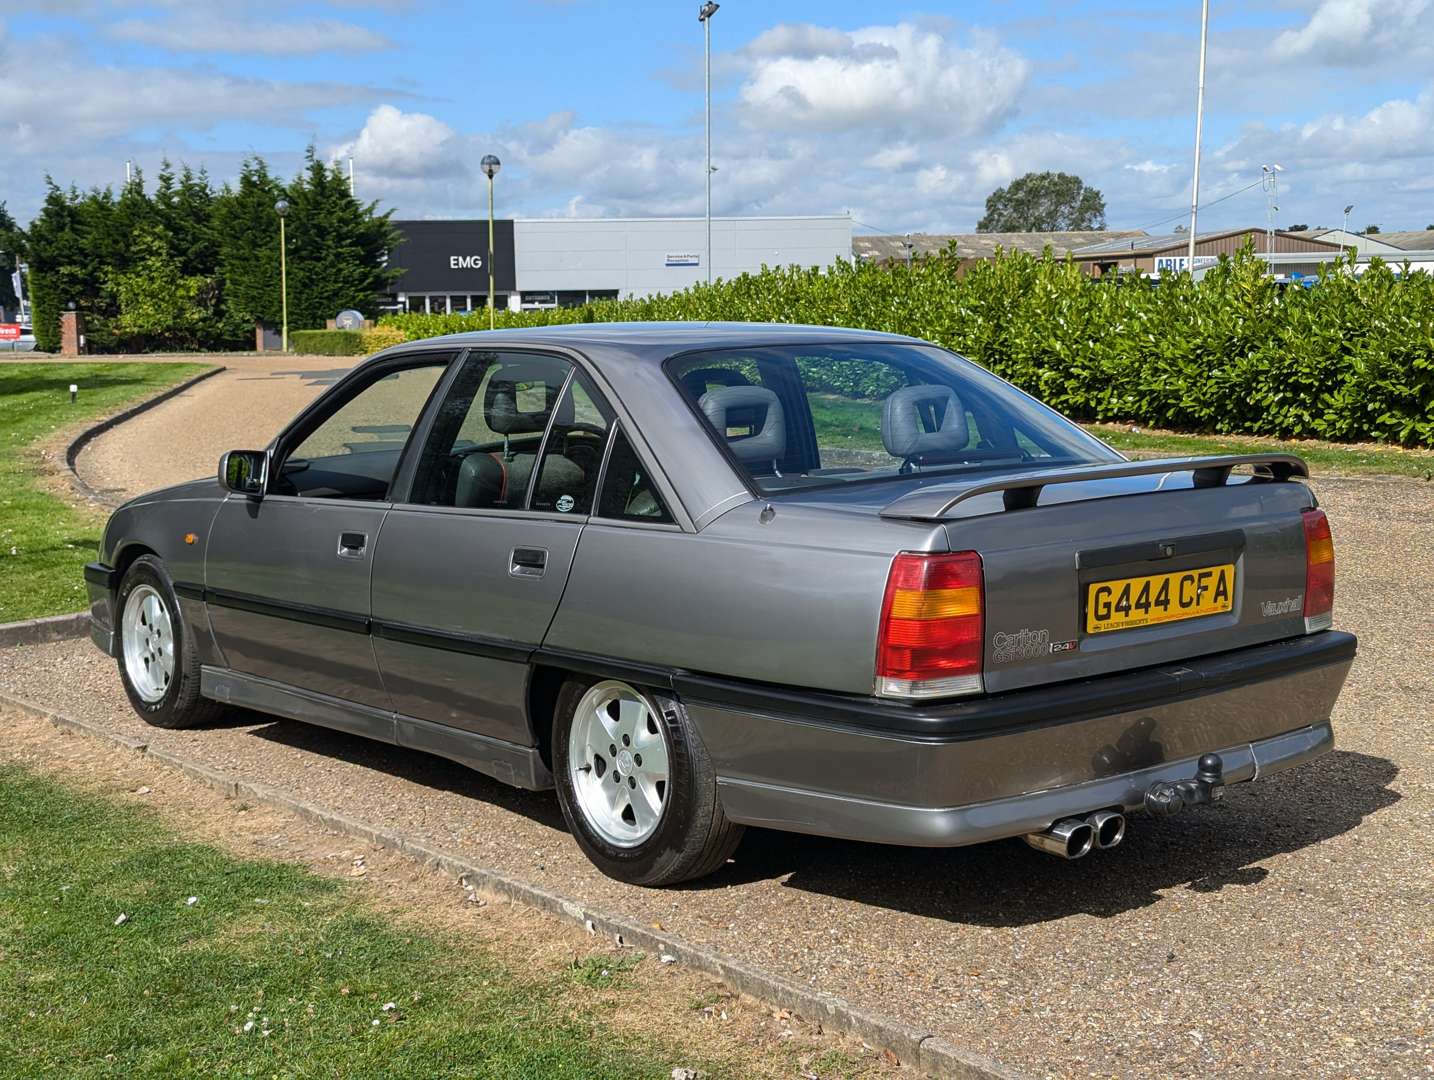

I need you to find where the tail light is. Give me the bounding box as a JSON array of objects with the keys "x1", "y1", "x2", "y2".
[
  {"x1": 1302, "y1": 508, "x2": 1334, "y2": 632},
  {"x1": 876, "y1": 551, "x2": 984, "y2": 700}
]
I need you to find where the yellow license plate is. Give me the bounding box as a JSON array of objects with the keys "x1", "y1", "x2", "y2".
[{"x1": 1085, "y1": 564, "x2": 1235, "y2": 634}]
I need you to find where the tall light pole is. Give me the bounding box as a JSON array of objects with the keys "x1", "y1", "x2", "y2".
[
  {"x1": 1261, "y1": 164, "x2": 1282, "y2": 255},
  {"x1": 699, "y1": 2, "x2": 719, "y2": 285},
  {"x1": 1186, "y1": 0, "x2": 1210, "y2": 268},
  {"x1": 1343, "y1": 204, "x2": 1354, "y2": 236},
  {"x1": 274, "y1": 199, "x2": 289, "y2": 352},
  {"x1": 481, "y1": 155, "x2": 501, "y2": 330}
]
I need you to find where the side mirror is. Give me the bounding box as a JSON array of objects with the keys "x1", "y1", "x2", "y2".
[{"x1": 218, "y1": 450, "x2": 269, "y2": 497}]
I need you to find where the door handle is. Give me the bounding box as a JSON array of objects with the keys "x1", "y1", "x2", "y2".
[
  {"x1": 510, "y1": 546, "x2": 547, "y2": 578},
  {"x1": 337, "y1": 531, "x2": 367, "y2": 560}
]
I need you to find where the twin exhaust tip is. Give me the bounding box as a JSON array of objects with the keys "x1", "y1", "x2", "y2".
[{"x1": 1024, "y1": 810, "x2": 1126, "y2": 859}]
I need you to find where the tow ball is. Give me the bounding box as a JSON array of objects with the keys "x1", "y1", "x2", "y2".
[{"x1": 1144, "y1": 753, "x2": 1226, "y2": 818}]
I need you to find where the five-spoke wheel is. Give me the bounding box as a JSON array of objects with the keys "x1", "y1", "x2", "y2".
[
  {"x1": 553, "y1": 677, "x2": 744, "y2": 886},
  {"x1": 121, "y1": 584, "x2": 175, "y2": 703}
]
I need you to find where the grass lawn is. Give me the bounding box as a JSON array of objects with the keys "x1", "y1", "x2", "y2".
[
  {"x1": 1084, "y1": 423, "x2": 1434, "y2": 480},
  {"x1": 0, "y1": 363, "x2": 208, "y2": 623},
  {"x1": 0, "y1": 763, "x2": 724, "y2": 1079}
]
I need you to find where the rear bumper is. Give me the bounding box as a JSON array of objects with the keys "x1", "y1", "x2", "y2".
[{"x1": 687, "y1": 631, "x2": 1355, "y2": 847}]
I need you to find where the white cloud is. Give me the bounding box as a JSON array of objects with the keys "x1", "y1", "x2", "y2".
[
  {"x1": 1271, "y1": 0, "x2": 1432, "y2": 66},
  {"x1": 108, "y1": 14, "x2": 394, "y2": 55},
  {"x1": 1125, "y1": 160, "x2": 1175, "y2": 174},
  {"x1": 332, "y1": 105, "x2": 465, "y2": 180},
  {"x1": 737, "y1": 23, "x2": 1029, "y2": 138}
]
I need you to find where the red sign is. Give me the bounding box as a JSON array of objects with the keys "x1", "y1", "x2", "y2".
[{"x1": 0, "y1": 324, "x2": 22, "y2": 341}]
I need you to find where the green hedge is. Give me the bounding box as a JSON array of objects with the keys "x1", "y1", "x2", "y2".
[
  {"x1": 290, "y1": 329, "x2": 367, "y2": 356},
  {"x1": 380, "y1": 247, "x2": 1434, "y2": 447}
]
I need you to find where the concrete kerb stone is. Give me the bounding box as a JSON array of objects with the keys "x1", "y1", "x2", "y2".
[
  {"x1": 64, "y1": 365, "x2": 227, "y2": 508},
  {"x1": 0, "y1": 686, "x2": 1024, "y2": 1080},
  {"x1": 0, "y1": 612, "x2": 91, "y2": 649}
]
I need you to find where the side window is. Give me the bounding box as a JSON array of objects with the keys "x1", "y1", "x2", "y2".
[
  {"x1": 530, "y1": 372, "x2": 614, "y2": 515},
  {"x1": 597, "y1": 427, "x2": 673, "y2": 524},
  {"x1": 407, "y1": 351, "x2": 572, "y2": 510},
  {"x1": 276, "y1": 362, "x2": 446, "y2": 500}
]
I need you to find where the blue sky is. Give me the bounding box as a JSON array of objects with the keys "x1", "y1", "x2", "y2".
[{"x1": 2, "y1": 1, "x2": 1431, "y2": 236}]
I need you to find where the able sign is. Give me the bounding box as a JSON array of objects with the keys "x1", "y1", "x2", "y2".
[{"x1": 0, "y1": 324, "x2": 21, "y2": 341}]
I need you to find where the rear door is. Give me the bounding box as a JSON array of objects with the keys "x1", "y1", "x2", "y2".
[
  {"x1": 205, "y1": 356, "x2": 451, "y2": 707},
  {"x1": 370, "y1": 350, "x2": 616, "y2": 746}
]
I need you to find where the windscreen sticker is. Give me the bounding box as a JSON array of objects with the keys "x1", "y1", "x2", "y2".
[{"x1": 555, "y1": 494, "x2": 576, "y2": 513}]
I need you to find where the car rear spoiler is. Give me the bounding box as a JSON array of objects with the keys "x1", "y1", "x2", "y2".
[{"x1": 877, "y1": 454, "x2": 1310, "y2": 521}]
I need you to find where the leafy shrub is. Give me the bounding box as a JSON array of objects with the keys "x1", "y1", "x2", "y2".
[
  {"x1": 290, "y1": 329, "x2": 365, "y2": 356},
  {"x1": 359, "y1": 324, "x2": 406, "y2": 354},
  {"x1": 378, "y1": 246, "x2": 1434, "y2": 447}
]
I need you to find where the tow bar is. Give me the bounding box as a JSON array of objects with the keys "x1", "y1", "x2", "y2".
[{"x1": 1144, "y1": 753, "x2": 1226, "y2": 818}]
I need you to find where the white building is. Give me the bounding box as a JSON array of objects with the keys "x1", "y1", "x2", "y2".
[{"x1": 384, "y1": 215, "x2": 852, "y2": 314}]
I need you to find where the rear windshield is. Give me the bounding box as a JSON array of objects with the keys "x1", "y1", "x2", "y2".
[{"x1": 668, "y1": 343, "x2": 1119, "y2": 493}]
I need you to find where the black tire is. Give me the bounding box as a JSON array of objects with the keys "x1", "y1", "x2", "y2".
[
  {"x1": 115, "y1": 555, "x2": 226, "y2": 730},
  {"x1": 552, "y1": 678, "x2": 744, "y2": 886}
]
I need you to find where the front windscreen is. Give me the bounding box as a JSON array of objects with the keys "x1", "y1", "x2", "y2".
[{"x1": 667, "y1": 343, "x2": 1120, "y2": 494}]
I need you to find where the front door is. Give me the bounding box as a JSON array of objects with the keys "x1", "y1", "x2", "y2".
[
  {"x1": 205, "y1": 357, "x2": 451, "y2": 707},
  {"x1": 371, "y1": 351, "x2": 615, "y2": 744}
]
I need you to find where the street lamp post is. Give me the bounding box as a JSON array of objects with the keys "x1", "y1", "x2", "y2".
[
  {"x1": 699, "y1": 2, "x2": 719, "y2": 286},
  {"x1": 1187, "y1": 0, "x2": 1210, "y2": 268},
  {"x1": 274, "y1": 199, "x2": 289, "y2": 352},
  {"x1": 481, "y1": 155, "x2": 502, "y2": 331},
  {"x1": 1343, "y1": 204, "x2": 1354, "y2": 237}
]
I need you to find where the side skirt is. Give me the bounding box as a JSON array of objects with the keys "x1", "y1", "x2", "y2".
[{"x1": 199, "y1": 666, "x2": 554, "y2": 791}]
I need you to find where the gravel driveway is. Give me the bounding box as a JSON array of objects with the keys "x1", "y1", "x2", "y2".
[
  {"x1": 72, "y1": 355, "x2": 354, "y2": 505},
  {"x1": 2, "y1": 476, "x2": 1429, "y2": 1078}
]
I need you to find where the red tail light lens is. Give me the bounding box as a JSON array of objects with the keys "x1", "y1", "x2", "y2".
[
  {"x1": 1303, "y1": 508, "x2": 1334, "y2": 631},
  {"x1": 876, "y1": 551, "x2": 984, "y2": 699}
]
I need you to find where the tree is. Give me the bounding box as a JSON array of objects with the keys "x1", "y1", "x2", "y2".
[
  {"x1": 976, "y1": 172, "x2": 1106, "y2": 232},
  {"x1": 1365, "y1": 224, "x2": 1381, "y2": 234},
  {"x1": 1286, "y1": 224, "x2": 1308, "y2": 232},
  {"x1": 213, "y1": 157, "x2": 286, "y2": 344},
  {"x1": 109, "y1": 223, "x2": 213, "y2": 350},
  {"x1": 281, "y1": 147, "x2": 400, "y2": 329},
  {"x1": 0, "y1": 201, "x2": 20, "y2": 318}
]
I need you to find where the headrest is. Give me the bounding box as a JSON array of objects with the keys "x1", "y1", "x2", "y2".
[
  {"x1": 682, "y1": 366, "x2": 751, "y2": 401},
  {"x1": 484, "y1": 375, "x2": 570, "y2": 435},
  {"x1": 698, "y1": 384, "x2": 786, "y2": 466},
  {"x1": 882, "y1": 384, "x2": 969, "y2": 459}
]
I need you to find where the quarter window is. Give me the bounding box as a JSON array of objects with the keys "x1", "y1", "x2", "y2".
[{"x1": 597, "y1": 427, "x2": 672, "y2": 523}]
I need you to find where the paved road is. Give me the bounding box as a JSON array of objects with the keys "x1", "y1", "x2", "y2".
[
  {"x1": 72, "y1": 355, "x2": 354, "y2": 504},
  {"x1": 4, "y1": 476, "x2": 1430, "y2": 1078}
]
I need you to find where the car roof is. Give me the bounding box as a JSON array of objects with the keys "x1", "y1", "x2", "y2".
[{"x1": 390, "y1": 321, "x2": 922, "y2": 355}]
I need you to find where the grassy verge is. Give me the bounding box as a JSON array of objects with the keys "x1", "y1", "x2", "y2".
[
  {"x1": 1083, "y1": 423, "x2": 1434, "y2": 480},
  {"x1": 0, "y1": 763, "x2": 724, "y2": 1079},
  {"x1": 0, "y1": 363, "x2": 208, "y2": 622}
]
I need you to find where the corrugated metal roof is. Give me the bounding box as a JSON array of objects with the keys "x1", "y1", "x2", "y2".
[
  {"x1": 1070, "y1": 227, "x2": 1343, "y2": 257},
  {"x1": 852, "y1": 230, "x2": 1143, "y2": 262},
  {"x1": 1374, "y1": 230, "x2": 1434, "y2": 250}
]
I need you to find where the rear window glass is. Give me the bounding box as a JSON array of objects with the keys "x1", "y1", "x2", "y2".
[{"x1": 668, "y1": 343, "x2": 1117, "y2": 494}]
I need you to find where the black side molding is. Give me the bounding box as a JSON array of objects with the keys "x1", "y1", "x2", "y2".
[
  {"x1": 373, "y1": 619, "x2": 530, "y2": 664},
  {"x1": 676, "y1": 631, "x2": 1358, "y2": 742},
  {"x1": 205, "y1": 586, "x2": 370, "y2": 635},
  {"x1": 83, "y1": 562, "x2": 117, "y2": 589}
]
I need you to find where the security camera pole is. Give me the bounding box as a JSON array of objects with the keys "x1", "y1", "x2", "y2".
[
  {"x1": 699, "y1": 2, "x2": 719, "y2": 285},
  {"x1": 274, "y1": 199, "x2": 290, "y2": 352},
  {"x1": 481, "y1": 155, "x2": 502, "y2": 330}
]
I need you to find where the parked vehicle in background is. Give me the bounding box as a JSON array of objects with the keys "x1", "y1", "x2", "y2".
[
  {"x1": 83, "y1": 323, "x2": 1355, "y2": 885},
  {"x1": 0, "y1": 324, "x2": 35, "y2": 352}
]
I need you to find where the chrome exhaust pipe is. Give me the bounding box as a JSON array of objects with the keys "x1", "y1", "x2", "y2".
[
  {"x1": 1087, "y1": 810, "x2": 1126, "y2": 849},
  {"x1": 1024, "y1": 818, "x2": 1095, "y2": 860}
]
